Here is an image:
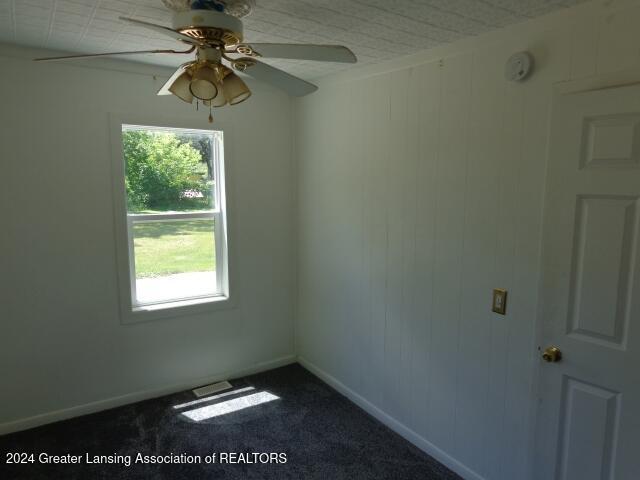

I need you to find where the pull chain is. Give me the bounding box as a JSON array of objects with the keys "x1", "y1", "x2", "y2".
[{"x1": 208, "y1": 104, "x2": 213, "y2": 123}]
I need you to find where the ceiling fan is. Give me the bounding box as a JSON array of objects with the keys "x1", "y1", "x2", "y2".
[{"x1": 34, "y1": 0, "x2": 357, "y2": 122}]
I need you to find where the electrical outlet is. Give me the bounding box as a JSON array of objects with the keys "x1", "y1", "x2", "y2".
[{"x1": 492, "y1": 288, "x2": 507, "y2": 315}]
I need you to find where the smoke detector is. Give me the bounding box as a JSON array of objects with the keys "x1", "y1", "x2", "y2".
[{"x1": 505, "y1": 51, "x2": 533, "y2": 82}]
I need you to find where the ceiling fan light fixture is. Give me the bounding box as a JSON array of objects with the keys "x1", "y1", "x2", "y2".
[
  {"x1": 222, "y1": 71, "x2": 251, "y2": 105},
  {"x1": 189, "y1": 65, "x2": 219, "y2": 100},
  {"x1": 35, "y1": 12, "x2": 357, "y2": 121},
  {"x1": 168, "y1": 71, "x2": 194, "y2": 103}
]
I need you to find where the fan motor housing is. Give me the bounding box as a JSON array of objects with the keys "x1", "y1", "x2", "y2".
[{"x1": 172, "y1": 10, "x2": 244, "y2": 45}]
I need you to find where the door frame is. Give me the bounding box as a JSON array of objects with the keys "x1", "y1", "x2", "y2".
[{"x1": 530, "y1": 67, "x2": 640, "y2": 480}]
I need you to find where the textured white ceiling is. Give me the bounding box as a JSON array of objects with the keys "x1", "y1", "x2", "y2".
[{"x1": 0, "y1": 0, "x2": 588, "y2": 80}]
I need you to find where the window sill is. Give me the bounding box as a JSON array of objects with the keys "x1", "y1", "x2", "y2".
[{"x1": 121, "y1": 294, "x2": 235, "y2": 325}]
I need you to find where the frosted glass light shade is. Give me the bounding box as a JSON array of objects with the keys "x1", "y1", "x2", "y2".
[
  {"x1": 169, "y1": 72, "x2": 193, "y2": 103},
  {"x1": 189, "y1": 66, "x2": 218, "y2": 100},
  {"x1": 204, "y1": 90, "x2": 227, "y2": 107},
  {"x1": 222, "y1": 72, "x2": 251, "y2": 105}
]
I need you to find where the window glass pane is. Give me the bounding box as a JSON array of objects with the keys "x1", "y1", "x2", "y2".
[
  {"x1": 122, "y1": 126, "x2": 216, "y2": 213},
  {"x1": 120, "y1": 124, "x2": 224, "y2": 307},
  {"x1": 133, "y1": 218, "x2": 217, "y2": 304}
]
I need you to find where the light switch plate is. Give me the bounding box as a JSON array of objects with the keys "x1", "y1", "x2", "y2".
[{"x1": 492, "y1": 288, "x2": 507, "y2": 315}]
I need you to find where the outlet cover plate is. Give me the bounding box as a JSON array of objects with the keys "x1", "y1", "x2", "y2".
[{"x1": 492, "y1": 288, "x2": 508, "y2": 315}]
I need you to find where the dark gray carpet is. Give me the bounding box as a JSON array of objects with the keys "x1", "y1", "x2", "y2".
[{"x1": 0, "y1": 363, "x2": 462, "y2": 479}]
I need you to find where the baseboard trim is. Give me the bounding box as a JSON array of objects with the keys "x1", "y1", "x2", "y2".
[
  {"x1": 297, "y1": 356, "x2": 485, "y2": 480},
  {"x1": 0, "y1": 354, "x2": 296, "y2": 436}
]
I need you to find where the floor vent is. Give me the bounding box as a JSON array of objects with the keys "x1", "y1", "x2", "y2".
[{"x1": 192, "y1": 381, "x2": 232, "y2": 398}]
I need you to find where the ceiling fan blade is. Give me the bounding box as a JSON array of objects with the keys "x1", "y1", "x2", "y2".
[
  {"x1": 246, "y1": 43, "x2": 357, "y2": 63},
  {"x1": 240, "y1": 59, "x2": 317, "y2": 97},
  {"x1": 158, "y1": 64, "x2": 189, "y2": 96},
  {"x1": 119, "y1": 16, "x2": 196, "y2": 44},
  {"x1": 34, "y1": 47, "x2": 195, "y2": 62}
]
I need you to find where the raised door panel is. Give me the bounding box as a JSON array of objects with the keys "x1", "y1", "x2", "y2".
[
  {"x1": 581, "y1": 114, "x2": 640, "y2": 169},
  {"x1": 557, "y1": 378, "x2": 620, "y2": 480},
  {"x1": 567, "y1": 196, "x2": 639, "y2": 348}
]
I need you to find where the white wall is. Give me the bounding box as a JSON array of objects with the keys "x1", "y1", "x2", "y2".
[
  {"x1": 0, "y1": 46, "x2": 295, "y2": 432},
  {"x1": 294, "y1": 1, "x2": 640, "y2": 479}
]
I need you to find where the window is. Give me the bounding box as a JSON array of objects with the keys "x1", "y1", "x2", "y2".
[{"x1": 111, "y1": 119, "x2": 231, "y2": 321}]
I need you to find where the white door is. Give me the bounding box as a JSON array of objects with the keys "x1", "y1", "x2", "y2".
[{"x1": 535, "y1": 83, "x2": 640, "y2": 480}]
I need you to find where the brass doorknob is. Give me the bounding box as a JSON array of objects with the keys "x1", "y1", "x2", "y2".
[{"x1": 542, "y1": 346, "x2": 562, "y2": 363}]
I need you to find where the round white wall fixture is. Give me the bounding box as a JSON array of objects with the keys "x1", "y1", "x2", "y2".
[{"x1": 505, "y1": 51, "x2": 533, "y2": 82}]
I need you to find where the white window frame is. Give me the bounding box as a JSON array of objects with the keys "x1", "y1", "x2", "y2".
[{"x1": 110, "y1": 114, "x2": 235, "y2": 324}]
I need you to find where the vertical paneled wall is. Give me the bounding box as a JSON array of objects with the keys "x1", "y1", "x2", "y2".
[
  {"x1": 295, "y1": 1, "x2": 640, "y2": 479},
  {"x1": 0, "y1": 51, "x2": 295, "y2": 432}
]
